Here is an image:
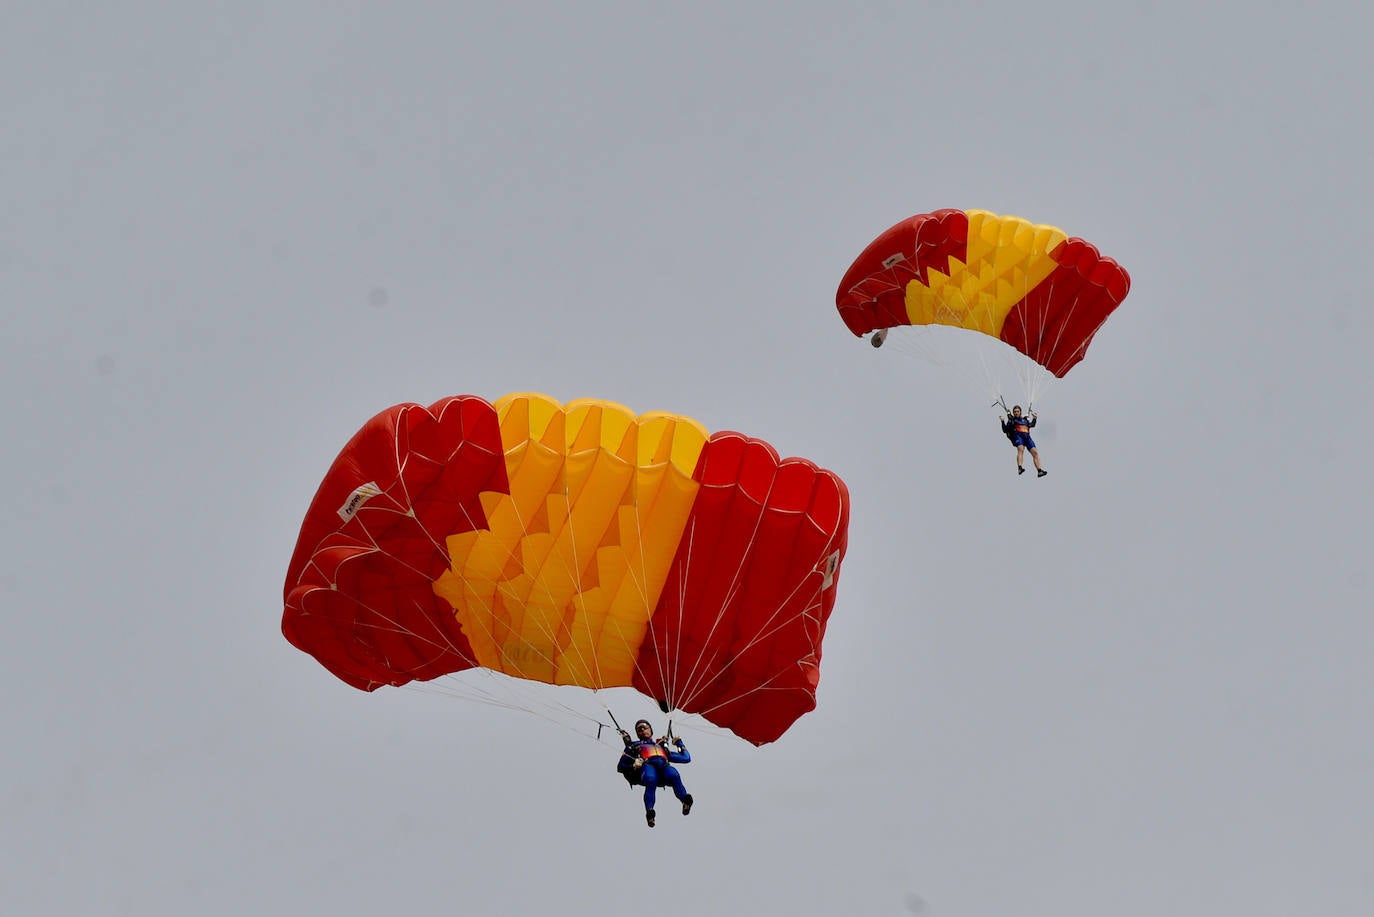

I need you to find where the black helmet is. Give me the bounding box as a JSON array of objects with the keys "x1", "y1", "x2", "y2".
[{"x1": 634, "y1": 719, "x2": 653, "y2": 732}]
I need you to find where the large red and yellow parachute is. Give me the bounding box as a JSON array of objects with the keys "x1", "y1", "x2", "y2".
[
  {"x1": 837, "y1": 208, "x2": 1130, "y2": 377},
  {"x1": 282, "y1": 393, "x2": 849, "y2": 746}
]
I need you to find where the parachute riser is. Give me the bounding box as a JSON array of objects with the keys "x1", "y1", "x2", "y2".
[
  {"x1": 604, "y1": 706, "x2": 676, "y2": 744},
  {"x1": 994, "y1": 396, "x2": 1035, "y2": 415}
]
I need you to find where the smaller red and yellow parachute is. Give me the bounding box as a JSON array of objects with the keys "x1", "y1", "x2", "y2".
[
  {"x1": 282, "y1": 393, "x2": 850, "y2": 746},
  {"x1": 836, "y1": 208, "x2": 1130, "y2": 378}
]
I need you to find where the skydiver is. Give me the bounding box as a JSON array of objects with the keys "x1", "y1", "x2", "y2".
[
  {"x1": 617, "y1": 719, "x2": 694, "y2": 828},
  {"x1": 1001, "y1": 405, "x2": 1047, "y2": 477}
]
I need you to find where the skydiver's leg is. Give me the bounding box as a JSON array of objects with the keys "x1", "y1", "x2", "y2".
[
  {"x1": 661, "y1": 765, "x2": 688, "y2": 802},
  {"x1": 640, "y1": 767, "x2": 659, "y2": 812},
  {"x1": 661, "y1": 765, "x2": 693, "y2": 814},
  {"x1": 1015, "y1": 444, "x2": 1026, "y2": 472},
  {"x1": 1029, "y1": 446, "x2": 1043, "y2": 472}
]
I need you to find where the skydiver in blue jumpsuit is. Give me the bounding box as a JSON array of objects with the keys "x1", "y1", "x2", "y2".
[
  {"x1": 1001, "y1": 405, "x2": 1047, "y2": 477},
  {"x1": 617, "y1": 719, "x2": 694, "y2": 828}
]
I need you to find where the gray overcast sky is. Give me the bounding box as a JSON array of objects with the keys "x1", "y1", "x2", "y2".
[{"x1": 4, "y1": 2, "x2": 1371, "y2": 915}]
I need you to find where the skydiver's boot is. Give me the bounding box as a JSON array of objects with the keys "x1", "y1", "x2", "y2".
[
  {"x1": 1018, "y1": 466, "x2": 1026, "y2": 475},
  {"x1": 1037, "y1": 469, "x2": 1048, "y2": 477},
  {"x1": 681, "y1": 794, "x2": 694, "y2": 816},
  {"x1": 645, "y1": 809, "x2": 656, "y2": 828}
]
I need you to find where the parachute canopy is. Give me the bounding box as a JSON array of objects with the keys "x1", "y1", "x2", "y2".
[
  {"x1": 836, "y1": 208, "x2": 1131, "y2": 377},
  {"x1": 282, "y1": 393, "x2": 850, "y2": 746}
]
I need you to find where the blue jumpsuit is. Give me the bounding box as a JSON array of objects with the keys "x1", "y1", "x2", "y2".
[
  {"x1": 1002, "y1": 413, "x2": 1037, "y2": 449},
  {"x1": 617, "y1": 739, "x2": 691, "y2": 812}
]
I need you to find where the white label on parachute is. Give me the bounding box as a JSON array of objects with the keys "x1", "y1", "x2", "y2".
[
  {"x1": 881, "y1": 252, "x2": 907, "y2": 269},
  {"x1": 337, "y1": 481, "x2": 382, "y2": 522},
  {"x1": 820, "y1": 551, "x2": 841, "y2": 589}
]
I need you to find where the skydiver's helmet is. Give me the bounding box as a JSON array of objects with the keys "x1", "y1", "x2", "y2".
[
  {"x1": 1012, "y1": 406, "x2": 1022, "y2": 414},
  {"x1": 634, "y1": 719, "x2": 653, "y2": 734}
]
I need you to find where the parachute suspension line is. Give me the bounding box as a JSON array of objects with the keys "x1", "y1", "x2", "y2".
[
  {"x1": 681, "y1": 536, "x2": 834, "y2": 714},
  {"x1": 364, "y1": 584, "x2": 602, "y2": 736},
  {"x1": 503, "y1": 425, "x2": 632, "y2": 719},
  {"x1": 379, "y1": 454, "x2": 444, "y2": 559},
  {"x1": 419, "y1": 429, "x2": 608, "y2": 738},
  {"x1": 685, "y1": 526, "x2": 848, "y2": 724},
  {"x1": 668, "y1": 502, "x2": 757, "y2": 715},
  {"x1": 974, "y1": 331, "x2": 1009, "y2": 408},
  {"x1": 878, "y1": 325, "x2": 1002, "y2": 408},
  {"x1": 328, "y1": 434, "x2": 601, "y2": 732},
  {"x1": 1003, "y1": 271, "x2": 1045, "y2": 410},
  {"x1": 518, "y1": 438, "x2": 640, "y2": 733},
  {"x1": 554, "y1": 446, "x2": 610, "y2": 699},
  {"x1": 931, "y1": 290, "x2": 999, "y2": 404},
  {"x1": 637, "y1": 448, "x2": 687, "y2": 725},
  {"x1": 637, "y1": 450, "x2": 677, "y2": 718},
  {"x1": 871, "y1": 305, "x2": 1057, "y2": 412},
  {"x1": 1041, "y1": 261, "x2": 1115, "y2": 401},
  {"x1": 627, "y1": 511, "x2": 697, "y2": 723},
  {"x1": 1022, "y1": 270, "x2": 1053, "y2": 407},
  {"x1": 450, "y1": 584, "x2": 602, "y2": 732},
  {"x1": 666, "y1": 470, "x2": 835, "y2": 726},
  {"x1": 338, "y1": 604, "x2": 585, "y2": 733},
  {"x1": 638, "y1": 517, "x2": 692, "y2": 721},
  {"x1": 974, "y1": 297, "x2": 1011, "y2": 408},
  {"x1": 669, "y1": 504, "x2": 715, "y2": 718},
  {"x1": 410, "y1": 672, "x2": 605, "y2": 740},
  {"x1": 353, "y1": 431, "x2": 495, "y2": 672},
  {"x1": 327, "y1": 438, "x2": 503, "y2": 690},
  {"x1": 612, "y1": 418, "x2": 737, "y2": 730},
  {"x1": 614, "y1": 439, "x2": 676, "y2": 725},
  {"x1": 508, "y1": 438, "x2": 607, "y2": 707}
]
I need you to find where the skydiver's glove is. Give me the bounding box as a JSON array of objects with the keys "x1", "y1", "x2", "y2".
[
  {"x1": 632, "y1": 758, "x2": 643, "y2": 770},
  {"x1": 619, "y1": 729, "x2": 632, "y2": 744}
]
